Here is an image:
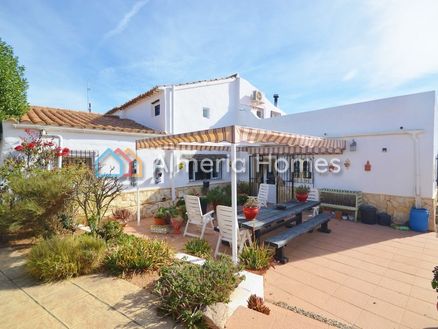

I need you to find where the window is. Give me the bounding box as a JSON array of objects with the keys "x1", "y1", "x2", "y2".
[
  {"x1": 271, "y1": 111, "x2": 281, "y2": 118},
  {"x1": 188, "y1": 158, "x2": 223, "y2": 182},
  {"x1": 62, "y1": 150, "x2": 97, "y2": 170},
  {"x1": 202, "y1": 107, "x2": 210, "y2": 119},
  {"x1": 152, "y1": 100, "x2": 160, "y2": 116},
  {"x1": 256, "y1": 109, "x2": 264, "y2": 118}
]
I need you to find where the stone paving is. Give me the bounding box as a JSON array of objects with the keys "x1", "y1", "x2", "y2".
[
  {"x1": 263, "y1": 220, "x2": 438, "y2": 329},
  {"x1": 0, "y1": 247, "x2": 177, "y2": 329}
]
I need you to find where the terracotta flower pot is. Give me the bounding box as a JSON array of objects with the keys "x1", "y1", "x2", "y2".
[
  {"x1": 243, "y1": 207, "x2": 259, "y2": 220},
  {"x1": 154, "y1": 217, "x2": 167, "y2": 225},
  {"x1": 171, "y1": 218, "x2": 184, "y2": 234},
  {"x1": 296, "y1": 192, "x2": 308, "y2": 202}
]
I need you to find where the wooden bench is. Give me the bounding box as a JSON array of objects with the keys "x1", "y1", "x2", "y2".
[
  {"x1": 319, "y1": 189, "x2": 362, "y2": 221},
  {"x1": 265, "y1": 213, "x2": 332, "y2": 264}
]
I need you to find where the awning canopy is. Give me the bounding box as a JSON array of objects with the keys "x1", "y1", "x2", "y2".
[{"x1": 136, "y1": 125, "x2": 346, "y2": 154}]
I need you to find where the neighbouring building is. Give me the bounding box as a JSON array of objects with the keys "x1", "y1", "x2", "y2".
[{"x1": 0, "y1": 74, "x2": 436, "y2": 230}]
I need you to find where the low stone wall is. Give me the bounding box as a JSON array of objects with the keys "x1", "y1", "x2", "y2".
[
  {"x1": 109, "y1": 182, "x2": 230, "y2": 219},
  {"x1": 362, "y1": 192, "x2": 436, "y2": 231}
]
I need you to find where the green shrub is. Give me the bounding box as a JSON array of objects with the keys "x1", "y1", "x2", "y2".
[
  {"x1": 184, "y1": 238, "x2": 212, "y2": 259},
  {"x1": 154, "y1": 257, "x2": 242, "y2": 327},
  {"x1": 105, "y1": 233, "x2": 173, "y2": 276},
  {"x1": 98, "y1": 220, "x2": 123, "y2": 241},
  {"x1": 26, "y1": 234, "x2": 106, "y2": 282},
  {"x1": 0, "y1": 166, "x2": 82, "y2": 238},
  {"x1": 239, "y1": 244, "x2": 274, "y2": 271}
]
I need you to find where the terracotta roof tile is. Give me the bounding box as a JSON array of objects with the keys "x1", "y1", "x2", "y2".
[
  {"x1": 17, "y1": 106, "x2": 164, "y2": 135},
  {"x1": 106, "y1": 73, "x2": 238, "y2": 114}
]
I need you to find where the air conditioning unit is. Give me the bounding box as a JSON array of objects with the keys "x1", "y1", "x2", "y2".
[{"x1": 252, "y1": 90, "x2": 263, "y2": 102}]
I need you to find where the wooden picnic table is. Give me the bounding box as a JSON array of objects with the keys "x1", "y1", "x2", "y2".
[{"x1": 238, "y1": 200, "x2": 320, "y2": 240}]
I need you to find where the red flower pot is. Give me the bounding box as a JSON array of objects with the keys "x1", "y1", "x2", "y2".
[
  {"x1": 154, "y1": 217, "x2": 167, "y2": 225},
  {"x1": 171, "y1": 219, "x2": 184, "y2": 234},
  {"x1": 296, "y1": 193, "x2": 309, "y2": 202},
  {"x1": 243, "y1": 207, "x2": 259, "y2": 220}
]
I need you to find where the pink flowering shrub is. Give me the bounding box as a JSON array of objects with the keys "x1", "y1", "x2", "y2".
[{"x1": 13, "y1": 129, "x2": 69, "y2": 168}]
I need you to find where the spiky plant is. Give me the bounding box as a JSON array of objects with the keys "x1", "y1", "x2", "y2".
[{"x1": 247, "y1": 294, "x2": 270, "y2": 315}]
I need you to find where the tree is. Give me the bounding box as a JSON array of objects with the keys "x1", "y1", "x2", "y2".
[
  {"x1": 74, "y1": 170, "x2": 124, "y2": 232},
  {"x1": 0, "y1": 38, "x2": 28, "y2": 121}
]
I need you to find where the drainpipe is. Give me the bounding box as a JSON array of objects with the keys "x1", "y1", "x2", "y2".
[
  {"x1": 40, "y1": 130, "x2": 63, "y2": 168},
  {"x1": 408, "y1": 131, "x2": 422, "y2": 208}
]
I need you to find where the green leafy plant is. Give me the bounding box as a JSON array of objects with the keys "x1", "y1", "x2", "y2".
[
  {"x1": 239, "y1": 244, "x2": 274, "y2": 271},
  {"x1": 26, "y1": 234, "x2": 106, "y2": 282},
  {"x1": 154, "y1": 257, "x2": 243, "y2": 328},
  {"x1": 237, "y1": 193, "x2": 249, "y2": 206},
  {"x1": 295, "y1": 185, "x2": 310, "y2": 194},
  {"x1": 0, "y1": 38, "x2": 28, "y2": 121},
  {"x1": 247, "y1": 294, "x2": 270, "y2": 315},
  {"x1": 238, "y1": 181, "x2": 251, "y2": 195},
  {"x1": 98, "y1": 220, "x2": 123, "y2": 241},
  {"x1": 0, "y1": 166, "x2": 82, "y2": 238},
  {"x1": 432, "y1": 266, "x2": 438, "y2": 291},
  {"x1": 206, "y1": 186, "x2": 227, "y2": 209},
  {"x1": 105, "y1": 233, "x2": 173, "y2": 276},
  {"x1": 184, "y1": 238, "x2": 212, "y2": 259},
  {"x1": 153, "y1": 206, "x2": 178, "y2": 225}
]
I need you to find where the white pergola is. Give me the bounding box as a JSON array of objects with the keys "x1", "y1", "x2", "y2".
[{"x1": 136, "y1": 125, "x2": 346, "y2": 263}]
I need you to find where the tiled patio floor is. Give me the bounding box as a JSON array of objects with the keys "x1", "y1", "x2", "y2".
[
  {"x1": 127, "y1": 217, "x2": 438, "y2": 328},
  {"x1": 263, "y1": 219, "x2": 438, "y2": 329}
]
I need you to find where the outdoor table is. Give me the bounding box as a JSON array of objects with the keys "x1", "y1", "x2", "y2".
[{"x1": 238, "y1": 200, "x2": 321, "y2": 241}]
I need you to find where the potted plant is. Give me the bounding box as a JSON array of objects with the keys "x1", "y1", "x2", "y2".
[
  {"x1": 206, "y1": 187, "x2": 226, "y2": 212},
  {"x1": 171, "y1": 203, "x2": 187, "y2": 234},
  {"x1": 432, "y1": 266, "x2": 438, "y2": 311},
  {"x1": 243, "y1": 197, "x2": 260, "y2": 220},
  {"x1": 295, "y1": 185, "x2": 310, "y2": 202},
  {"x1": 153, "y1": 206, "x2": 175, "y2": 225}
]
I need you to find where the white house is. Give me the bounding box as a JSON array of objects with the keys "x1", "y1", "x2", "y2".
[
  {"x1": 0, "y1": 73, "x2": 436, "y2": 230},
  {"x1": 0, "y1": 74, "x2": 284, "y2": 217}
]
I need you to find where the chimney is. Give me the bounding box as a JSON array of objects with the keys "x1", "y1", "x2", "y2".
[{"x1": 273, "y1": 94, "x2": 279, "y2": 107}]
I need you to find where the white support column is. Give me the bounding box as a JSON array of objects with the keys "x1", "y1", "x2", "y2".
[
  {"x1": 170, "y1": 150, "x2": 176, "y2": 201},
  {"x1": 230, "y1": 143, "x2": 238, "y2": 264},
  {"x1": 136, "y1": 148, "x2": 141, "y2": 226}
]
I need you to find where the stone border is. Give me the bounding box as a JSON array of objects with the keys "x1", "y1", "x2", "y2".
[{"x1": 268, "y1": 300, "x2": 360, "y2": 329}]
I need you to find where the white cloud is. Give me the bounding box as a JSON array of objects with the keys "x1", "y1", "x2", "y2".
[
  {"x1": 102, "y1": 0, "x2": 149, "y2": 41},
  {"x1": 364, "y1": 0, "x2": 438, "y2": 87},
  {"x1": 342, "y1": 69, "x2": 358, "y2": 81}
]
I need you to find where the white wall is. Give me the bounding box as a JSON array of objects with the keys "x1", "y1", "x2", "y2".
[
  {"x1": 0, "y1": 122, "x2": 231, "y2": 193},
  {"x1": 248, "y1": 91, "x2": 437, "y2": 199},
  {"x1": 239, "y1": 78, "x2": 283, "y2": 119},
  {"x1": 117, "y1": 90, "x2": 166, "y2": 132}
]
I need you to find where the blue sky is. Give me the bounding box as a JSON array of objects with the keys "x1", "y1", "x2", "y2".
[{"x1": 1, "y1": 0, "x2": 437, "y2": 114}]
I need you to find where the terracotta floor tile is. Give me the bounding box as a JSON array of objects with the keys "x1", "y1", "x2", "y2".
[
  {"x1": 332, "y1": 285, "x2": 372, "y2": 309},
  {"x1": 410, "y1": 286, "x2": 437, "y2": 304},
  {"x1": 323, "y1": 296, "x2": 362, "y2": 324},
  {"x1": 379, "y1": 277, "x2": 412, "y2": 296},
  {"x1": 405, "y1": 297, "x2": 438, "y2": 321},
  {"x1": 401, "y1": 310, "x2": 438, "y2": 329},
  {"x1": 345, "y1": 277, "x2": 379, "y2": 295},
  {"x1": 355, "y1": 310, "x2": 398, "y2": 329},
  {"x1": 371, "y1": 286, "x2": 409, "y2": 308}
]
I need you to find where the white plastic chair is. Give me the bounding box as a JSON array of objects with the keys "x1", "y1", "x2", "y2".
[
  {"x1": 183, "y1": 195, "x2": 215, "y2": 239},
  {"x1": 257, "y1": 183, "x2": 270, "y2": 207},
  {"x1": 214, "y1": 205, "x2": 252, "y2": 257},
  {"x1": 307, "y1": 188, "x2": 320, "y2": 217}
]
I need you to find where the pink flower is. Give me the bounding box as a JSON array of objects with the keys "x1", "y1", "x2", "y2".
[
  {"x1": 26, "y1": 142, "x2": 36, "y2": 149},
  {"x1": 14, "y1": 145, "x2": 24, "y2": 151}
]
